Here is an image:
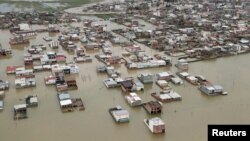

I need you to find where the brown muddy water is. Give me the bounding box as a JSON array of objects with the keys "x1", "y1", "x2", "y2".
[{"x1": 0, "y1": 17, "x2": 250, "y2": 141}]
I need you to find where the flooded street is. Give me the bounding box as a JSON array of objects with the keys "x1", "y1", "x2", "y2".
[{"x1": 0, "y1": 16, "x2": 250, "y2": 141}]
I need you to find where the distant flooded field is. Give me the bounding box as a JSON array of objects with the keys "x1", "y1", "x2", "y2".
[
  {"x1": 0, "y1": 15, "x2": 250, "y2": 141},
  {"x1": 0, "y1": 0, "x2": 94, "y2": 12}
]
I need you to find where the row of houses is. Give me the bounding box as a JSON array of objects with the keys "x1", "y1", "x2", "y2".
[
  {"x1": 58, "y1": 92, "x2": 84, "y2": 112},
  {"x1": 177, "y1": 72, "x2": 228, "y2": 95}
]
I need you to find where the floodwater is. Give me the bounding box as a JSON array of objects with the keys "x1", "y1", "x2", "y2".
[
  {"x1": 0, "y1": 16, "x2": 250, "y2": 141},
  {"x1": 42, "y1": 2, "x2": 69, "y2": 9},
  {"x1": 0, "y1": 3, "x2": 33, "y2": 12},
  {"x1": 0, "y1": 1, "x2": 71, "y2": 12}
]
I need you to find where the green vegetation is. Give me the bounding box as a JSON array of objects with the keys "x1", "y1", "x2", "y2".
[
  {"x1": 94, "y1": 14, "x2": 115, "y2": 20},
  {"x1": 61, "y1": 0, "x2": 91, "y2": 7}
]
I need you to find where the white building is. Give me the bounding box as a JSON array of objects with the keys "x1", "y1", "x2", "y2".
[
  {"x1": 144, "y1": 117, "x2": 165, "y2": 134},
  {"x1": 125, "y1": 93, "x2": 142, "y2": 107},
  {"x1": 19, "y1": 23, "x2": 31, "y2": 31}
]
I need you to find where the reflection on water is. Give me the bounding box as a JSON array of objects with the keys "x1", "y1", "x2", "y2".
[{"x1": 0, "y1": 18, "x2": 250, "y2": 141}]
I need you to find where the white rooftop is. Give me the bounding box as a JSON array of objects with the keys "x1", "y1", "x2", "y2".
[
  {"x1": 158, "y1": 72, "x2": 170, "y2": 77},
  {"x1": 15, "y1": 78, "x2": 26, "y2": 84},
  {"x1": 60, "y1": 99, "x2": 72, "y2": 106},
  {"x1": 148, "y1": 117, "x2": 165, "y2": 126},
  {"x1": 168, "y1": 92, "x2": 181, "y2": 99},
  {"x1": 187, "y1": 76, "x2": 198, "y2": 81},
  {"x1": 140, "y1": 73, "x2": 153, "y2": 77},
  {"x1": 14, "y1": 104, "x2": 27, "y2": 110},
  {"x1": 178, "y1": 59, "x2": 187, "y2": 63},
  {"x1": 58, "y1": 93, "x2": 71, "y2": 100},
  {"x1": 171, "y1": 77, "x2": 183, "y2": 83},
  {"x1": 133, "y1": 96, "x2": 142, "y2": 101},
  {"x1": 128, "y1": 93, "x2": 142, "y2": 101},
  {"x1": 180, "y1": 72, "x2": 189, "y2": 77},
  {"x1": 113, "y1": 110, "x2": 129, "y2": 117},
  {"x1": 30, "y1": 97, "x2": 38, "y2": 103},
  {"x1": 159, "y1": 94, "x2": 172, "y2": 100},
  {"x1": 205, "y1": 86, "x2": 215, "y2": 91},
  {"x1": 19, "y1": 23, "x2": 31, "y2": 31},
  {"x1": 157, "y1": 80, "x2": 168, "y2": 85},
  {"x1": 129, "y1": 93, "x2": 137, "y2": 97}
]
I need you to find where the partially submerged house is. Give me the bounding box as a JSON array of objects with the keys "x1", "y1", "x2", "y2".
[
  {"x1": 176, "y1": 72, "x2": 189, "y2": 79},
  {"x1": 109, "y1": 106, "x2": 129, "y2": 123},
  {"x1": 84, "y1": 42, "x2": 100, "y2": 50},
  {"x1": 9, "y1": 35, "x2": 29, "y2": 45},
  {"x1": 49, "y1": 41, "x2": 59, "y2": 49},
  {"x1": 58, "y1": 93, "x2": 73, "y2": 112},
  {"x1": 144, "y1": 117, "x2": 165, "y2": 134},
  {"x1": 24, "y1": 55, "x2": 33, "y2": 65},
  {"x1": 170, "y1": 76, "x2": 183, "y2": 85},
  {"x1": 156, "y1": 80, "x2": 171, "y2": 90},
  {"x1": 175, "y1": 59, "x2": 188, "y2": 70},
  {"x1": 143, "y1": 101, "x2": 162, "y2": 114},
  {"x1": 103, "y1": 78, "x2": 119, "y2": 88},
  {"x1": 48, "y1": 24, "x2": 60, "y2": 33},
  {"x1": 120, "y1": 80, "x2": 134, "y2": 92},
  {"x1": 65, "y1": 78, "x2": 78, "y2": 90},
  {"x1": 0, "y1": 47, "x2": 12, "y2": 56},
  {"x1": 16, "y1": 69, "x2": 34, "y2": 78},
  {"x1": 105, "y1": 66, "x2": 120, "y2": 78},
  {"x1": 156, "y1": 72, "x2": 171, "y2": 80},
  {"x1": 199, "y1": 85, "x2": 227, "y2": 95},
  {"x1": 6, "y1": 66, "x2": 23, "y2": 74},
  {"x1": 0, "y1": 80, "x2": 9, "y2": 90},
  {"x1": 51, "y1": 63, "x2": 79, "y2": 75},
  {"x1": 74, "y1": 56, "x2": 92, "y2": 63},
  {"x1": 195, "y1": 75, "x2": 211, "y2": 85},
  {"x1": 56, "y1": 53, "x2": 67, "y2": 63},
  {"x1": 56, "y1": 83, "x2": 68, "y2": 92},
  {"x1": 44, "y1": 75, "x2": 56, "y2": 85},
  {"x1": 186, "y1": 75, "x2": 199, "y2": 85},
  {"x1": 137, "y1": 73, "x2": 154, "y2": 84},
  {"x1": 96, "y1": 65, "x2": 106, "y2": 73},
  {"x1": 14, "y1": 104, "x2": 27, "y2": 120},
  {"x1": 132, "y1": 81, "x2": 145, "y2": 91},
  {"x1": 15, "y1": 78, "x2": 36, "y2": 89},
  {"x1": 25, "y1": 95, "x2": 38, "y2": 107},
  {"x1": 126, "y1": 60, "x2": 166, "y2": 69},
  {"x1": 151, "y1": 91, "x2": 182, "y2": 102},
  {"x1": 125, "y1": 92, "x2": 142, "y2": 107}
]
